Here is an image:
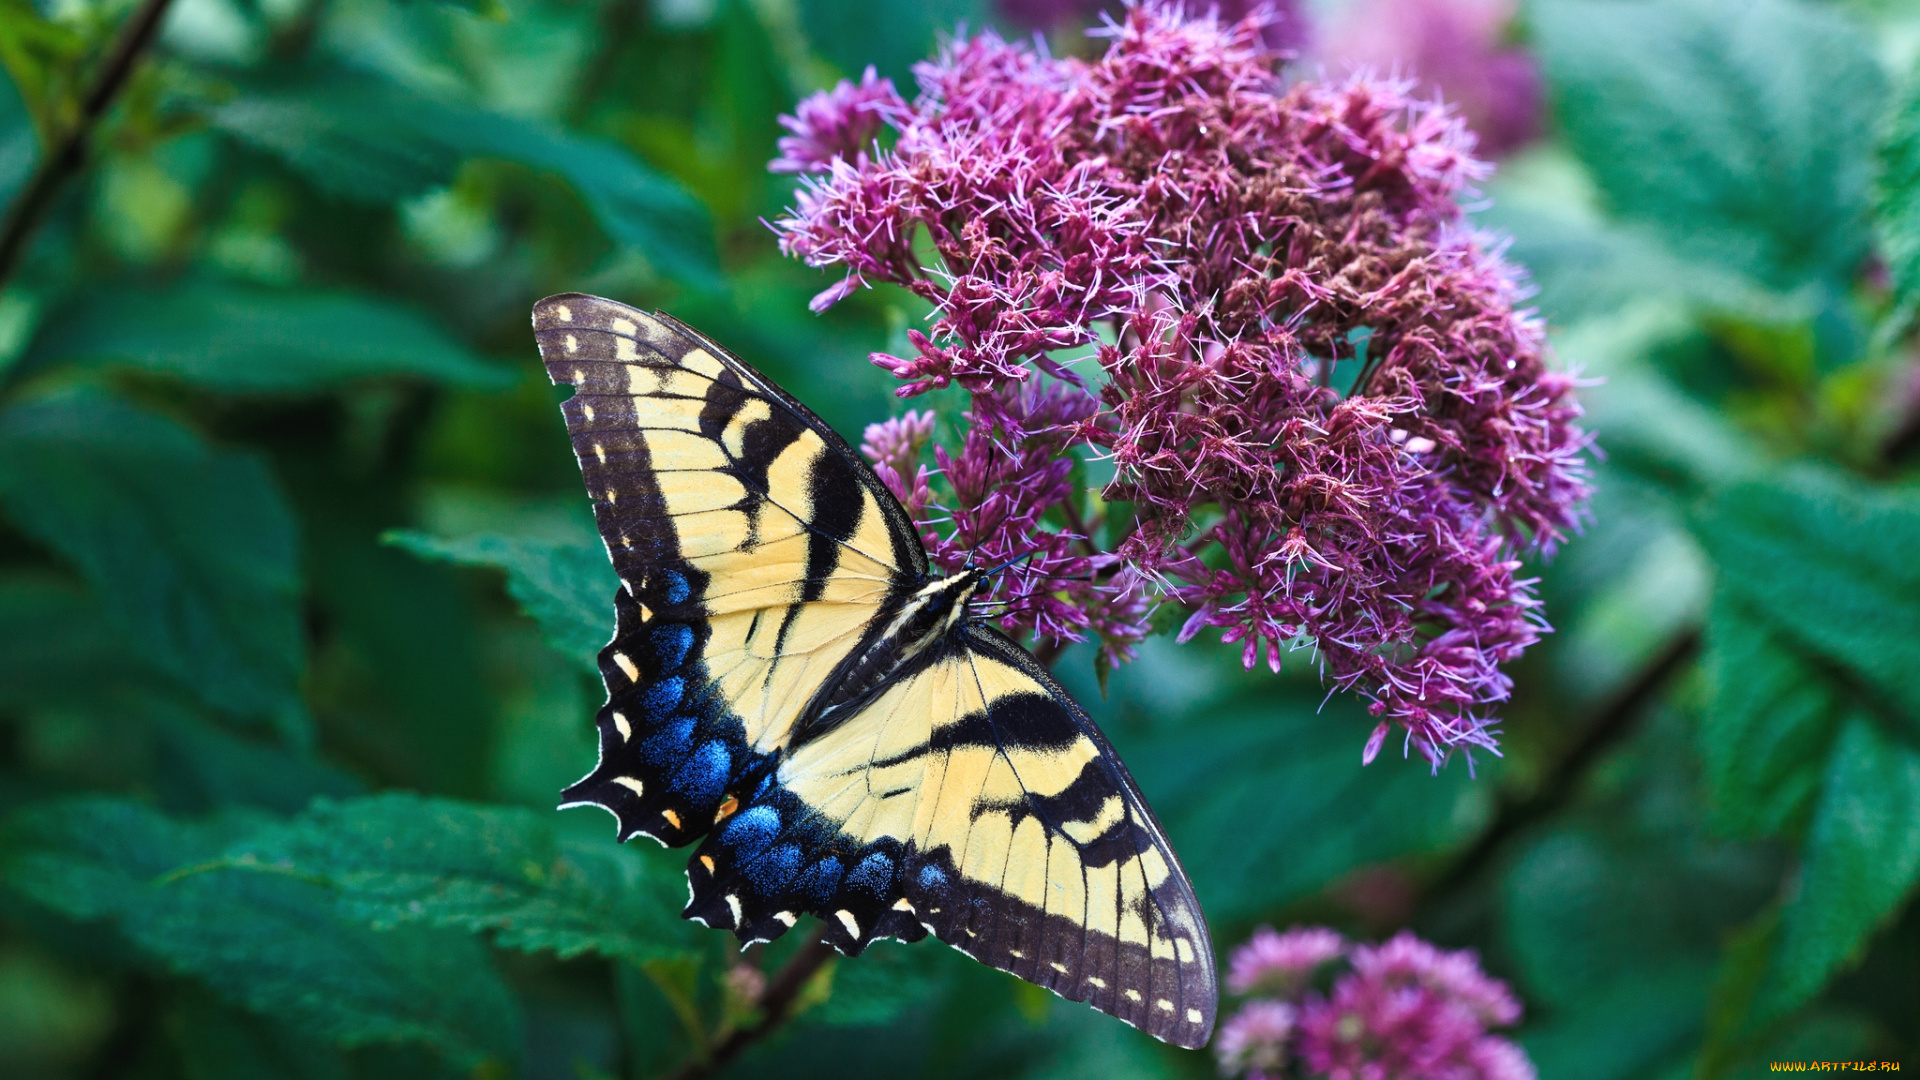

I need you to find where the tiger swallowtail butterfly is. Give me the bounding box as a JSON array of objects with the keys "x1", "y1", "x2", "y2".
[{"x1": 534, "y1": 294, "x2": 1217, "y2": 1047}]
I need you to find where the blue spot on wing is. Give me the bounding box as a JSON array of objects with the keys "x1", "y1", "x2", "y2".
[
  {"x1": 664, "y1": 571, "x2": 690, "y2": 605},
  {"x1": 671, "y1": 740, "x2": 730, "y2": 803},
  {"x1": 747, "y1": 842, "x2": 803, "y2": 891},
  {"x1": 641, "y1": 676, "x2": 684, "y2": 716},
  {"x1": 917, "y1": 864, "x2": 948, "y2": 891},
  {"x1": 796, "y1": 857, "x2": 844, "y2": 905},
  {"x1": 641, "y1": 716, "x2": 696, "y2": 765},
  {"x1": 848, "y1": 852, "x2": 893, "y2": 896},
  {"x1": 653, "y1": 624, "x2": 694, "y2": 670},
  {"x1": 721, "y1": 805, "x2": 780, "y2": 858}
]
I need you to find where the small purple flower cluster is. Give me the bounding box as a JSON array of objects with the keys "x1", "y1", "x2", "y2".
[
  {"x1": 776, "y1": 2, "x2": 1586, "y2": 762},
  {"x1": 1219, "y1": 926, "x2": 1536, "y2": 1080}
]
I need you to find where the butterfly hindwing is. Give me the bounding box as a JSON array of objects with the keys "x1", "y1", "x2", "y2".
[
  {"x1": 534, "y1": 294, "x2": 919, "y2": 846},
  {"x1": 688, "y1": 624, "x2": 1216, "y2": 1048}
]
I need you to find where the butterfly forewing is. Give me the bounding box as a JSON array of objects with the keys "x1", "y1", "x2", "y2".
[
  {"x1": 534, "y1": 294, "x2": 915, "y2": 845},
  {"x1": 534, "y1": 294, "x2": 1218, "y2": 1048}
]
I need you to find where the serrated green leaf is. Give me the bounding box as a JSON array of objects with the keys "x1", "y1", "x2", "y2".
[
  {"x1": 233, "y1": 793, "x2": 699, "y2": 966},
  {"x1": 1877, "y1": 62, "x2": 1920, "y2": 312},
  {"x1": 0, "y1": 394, "x2": 307, "y2": 736},
  {"x1": 1690, "y1": 469, "x2": 1920, "y2": 1026},
  {"x1": 17, "y1": 284, "x2": 510, "y2": 392},
  {"x1": 1, "y1": 798, "x2": 520, "y2": 1066},
  {"x1": 1758, "y1": 716, "x2": 1920, "y2": 1020},
  {"x1": 1700, "y1": 596, "x2": 1844, "y2": 838},
  {"x1": 1533, "y1": 0, "x2": 1887, "y2": 287},
  {"x1": 1694, "y1": 468, "x2": 1920, "y2": 724},
  {"x1": 386, "y1": 529, "x2": 614, "y2": 673},
  {"x1": 212, "y1": 77, "x2": 722, "y2": 289}
]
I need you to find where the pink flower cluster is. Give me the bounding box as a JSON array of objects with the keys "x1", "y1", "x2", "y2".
[
  {"x1": 775, "y1": 2, "x2": 1587, "y2": 762},
  {"x1": 1219, "y1": 927, "x2": 1536, "y2": 1080}
]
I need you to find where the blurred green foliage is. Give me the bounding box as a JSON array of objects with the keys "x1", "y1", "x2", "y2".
[{"x1": 0, "y1": 0, "x2": 1914, "y2": 1077}]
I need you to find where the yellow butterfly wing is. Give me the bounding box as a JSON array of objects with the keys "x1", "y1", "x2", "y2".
[{"x1": 533, "y1": 294, "x2": 922, "y2": 845}]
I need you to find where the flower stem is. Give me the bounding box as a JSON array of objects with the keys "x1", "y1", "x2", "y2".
[
  {"x1": 659, "y1": 936, "x2": 838, "y2": 1080},
  {"x1": 1420, "y1": 626, "x2": 1701, "y2": 908},
  {"x1": 0, "y1": 0, "x2": 180, "y2": 288}
]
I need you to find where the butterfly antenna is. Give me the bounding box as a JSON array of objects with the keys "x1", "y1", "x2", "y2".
[{"x1": 982, "y1": 550, "x2": 1037, "y2": 579}]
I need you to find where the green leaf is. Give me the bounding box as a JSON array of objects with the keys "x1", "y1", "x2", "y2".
[
  {"x1": 1517, "y1": 968, "x2": 1713, "y2": 1080},
  {"x1": 0, "y1": 572, "x2": 165, "y2": 712},
  {"x1": 0, "y1": 573, "x2": 359, "y2": 813},
  {"x1": 1694, "y1": 468, "x2": 1920, "y2": 724},
  {"x1": 233, "y1": 793, "x2": 699, "y2": 966},
  {"x1": 1758, "y1": 716, "x2": 1920, "y2": 1019},
  {"x1": 1125, "y1": 685, "x2": 1491, "y2": 921},
  {"x1": 386, "y1": 529, "x2": 614, "y2": 673},
  {"x1": 0, "y1": 58, "x2": 33, "y2": 208},
  {"x1": 810, "y1": 939, "x2": 958, "y2": 1027},
  {"x1": 212, "y1": 77, "x2": 722, "y2": 289},
  {"x1": 17, "y1": 283, "x2": 510, "y2": 392},
  {"x1": 1700, "y1": 596, "x2": 1845, "y2": 838},
  {"x1": 0, "y1": 394, "x2": 307, "y2": 735},
  {"x1": 1877, "y1": 61, "x2": 1920, "y2": 312},
  {"x1": 1, "y1": 798, "x2": 520, "y2": 1066},
  {"x1": 167, "y1": 991, "x2": 351, "y2": 1080},
  {"x1": 1533, "y1": 0, "x2": 1887, "y2": 287},
  {"x1": 1691, "y1": 469, "x2": 1920, "y2": 1021}
]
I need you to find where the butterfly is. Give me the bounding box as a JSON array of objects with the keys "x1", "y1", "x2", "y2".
[{"x1": 532, "y1": 294, "x2": 1217, "y2": 1047}]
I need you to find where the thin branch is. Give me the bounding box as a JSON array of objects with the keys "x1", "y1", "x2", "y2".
[
  {"x1": 0, "y1": 0, "x2": 180, "y2": 286},
  {"x1": 661, "y1": 936, "x2": 838, "y2": 1080},
  {"x1": 1419, "y1": 627, "x2": 1702, "y2": 908}
]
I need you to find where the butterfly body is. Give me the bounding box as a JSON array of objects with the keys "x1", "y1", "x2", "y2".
[{"x1": 533, "y1": 294, "x2": 1217, "y2": 1048}]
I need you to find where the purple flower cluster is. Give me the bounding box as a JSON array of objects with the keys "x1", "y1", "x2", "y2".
[
  {"x1": 1219, "y1": 927, "x2": 1535, "y2": 1080},
  {"x1": 775, "y1": 2, "x2": 1587, "y2": 762},
  {"x1": 770, "y1": 65, "x2": 907, "y2": 178},
  {"x1": 998, "y1": 0, "x2": 1313, "y2": 55}
]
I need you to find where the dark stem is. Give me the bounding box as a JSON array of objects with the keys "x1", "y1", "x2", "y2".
[
  {"x1": 1420, "y1": 627, "x2": 1702, "y2": 907},
  {"x1": 662, "y1": 936, "x2": 838, "y2": 1080},
  {"x1": 0, "y1": 0, "x2": 180, "y2": 286}
]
